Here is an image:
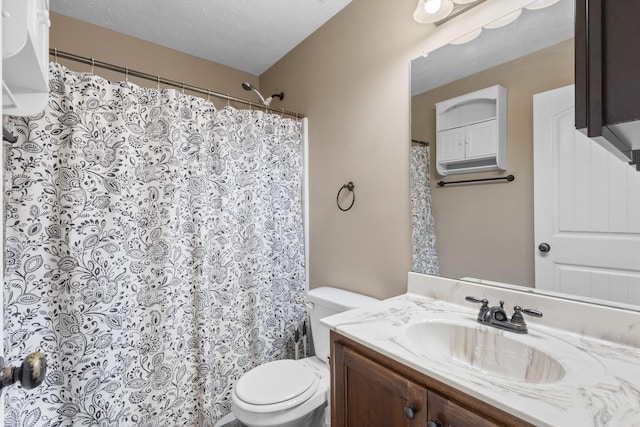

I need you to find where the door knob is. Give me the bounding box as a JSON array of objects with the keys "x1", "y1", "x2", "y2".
[
  {"x1": 538, "y1": 243, "x2": 551, "y2": 252},
  {"x1": 0, "y1": 352, "x2": 47, "y2": 393}
]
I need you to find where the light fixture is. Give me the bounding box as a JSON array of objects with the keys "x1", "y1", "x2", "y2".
[
  {"x1": 483, "y1": 9, "x2": 522, "y2": 29},
  {"x1": 524, "y1": 0, "x2": 561, "y2": 10},
  {"x1": 449, "y1": 27, "x2": 482, "y2": 45},
  {"x1": 414, "y1": 0, "x2": 487, "y2": 25},
  {"x1": 413, "y1": 0, "x2": 454, "y2": 24}
]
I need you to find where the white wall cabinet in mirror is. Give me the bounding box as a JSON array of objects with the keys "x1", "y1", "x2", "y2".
[{"x1": 435, "y1": 84, "x2": 506, "y2": 175}]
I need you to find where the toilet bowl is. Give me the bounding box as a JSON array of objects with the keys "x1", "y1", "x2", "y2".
[
  {"x1": 227, "y1": 286, "x2": 379, "y2": 427},
  {"x1": 231, "y1": 357, "x2": 329, "y2": 427}
]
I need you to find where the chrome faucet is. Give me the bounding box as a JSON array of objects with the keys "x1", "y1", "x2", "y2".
[{"x1": 465, "y1": 296, "x2": 542, "y2": 334}]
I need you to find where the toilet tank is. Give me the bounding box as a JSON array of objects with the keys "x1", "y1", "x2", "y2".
[{"x1": 307, "y1": 286, "x2": 379, "y2": 364}]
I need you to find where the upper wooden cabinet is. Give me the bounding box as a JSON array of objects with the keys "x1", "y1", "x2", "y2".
[{"x1": 575, "y1": 0, "x2": 640, "y2": 168}]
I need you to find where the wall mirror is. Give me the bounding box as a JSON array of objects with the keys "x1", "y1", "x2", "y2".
[{"x1": 410, "y1": 0, "x2": 640, "y2": 312}]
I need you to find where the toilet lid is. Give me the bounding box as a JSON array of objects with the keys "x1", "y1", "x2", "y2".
[{"x1": 235, "y1": 360, "x2": 316, "y2": 406}]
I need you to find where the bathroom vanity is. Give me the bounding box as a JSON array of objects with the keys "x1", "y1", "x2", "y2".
[
  {"x1": 324, "y1": 273, "x2": 640, "y2": 427},
  {"x1": 332, "y1": 332, "x2": 529, "y2": 426}
]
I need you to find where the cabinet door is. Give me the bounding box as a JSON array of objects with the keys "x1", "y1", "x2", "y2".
[
  {"x1": 332, "y1": 342, "x2": 427, "y2": 427},
  {"x1": 465, "y1": 120, "x2": 497, "y2": 159},
  {"x1": 575, "y1": 0, "x2": 640, "y2": 164},
  {"x1": 428, "y1": 390, "x2": 502, "y2": 427},
  {"x1": 437, "y1": 127, "x2": 466, "y2": 162}
]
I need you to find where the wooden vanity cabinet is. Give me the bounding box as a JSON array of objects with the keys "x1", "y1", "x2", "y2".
[
  {"x1": 332, "y1": 340, "x2": 427, "y2": 426},
  {"x1": 331, "y1": 331, "x2": 533, "y2": 427},
  {"x1": 427, "y1": 390, "x2": 502, "y2": 427}
]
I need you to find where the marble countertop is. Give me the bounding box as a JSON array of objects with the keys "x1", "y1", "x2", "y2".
[{"x1": 322, "y1": 292, "x2": 640, "y2": 426}]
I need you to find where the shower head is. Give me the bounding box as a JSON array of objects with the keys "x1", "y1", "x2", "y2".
[
  {"x1": 241, "y1": 82, "x2": 285, "y2": 107},
  {"x1": 242, "y1": 81, "x2": 268, "y2": 105}
]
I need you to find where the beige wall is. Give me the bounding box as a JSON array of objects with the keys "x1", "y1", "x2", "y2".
[
  {"x1": 260, "y1": 0, "x2": 431, "y2": 299},
  {"x1": 412, "y1": 40, "x2": 574, "y2": 286},
  {"x1": 50, "y1": 13, "x2": 258, "y2": 108}
]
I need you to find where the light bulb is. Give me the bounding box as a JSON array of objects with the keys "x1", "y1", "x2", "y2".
[
  {"x1": 424, "y1": 0, "x2": 442, "y2": 14},
  {"x1": 414, "y1": 0, "x2": 454, "y2": 23}
]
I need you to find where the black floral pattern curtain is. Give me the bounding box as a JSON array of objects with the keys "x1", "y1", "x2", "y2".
[
  {"x1": 411, "y1": 145, "x2": 439, "y2": 275},
  {"x1": 3, "y1": 63, "x2": 306, "y2": 426}
]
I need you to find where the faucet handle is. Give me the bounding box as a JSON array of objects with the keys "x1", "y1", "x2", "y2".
[
  {"x1": 511, "y1": 306, "x2": 543, "y2": 324},
  {"x1": 465, "y1": 296, "x2": 489, "y2": 307},
  {"x1": 465, "y1": 296, "x2": 489, "y2": 322},
  {"x1": 522, "y1": 308, "x2": 543, "y2": 318}
]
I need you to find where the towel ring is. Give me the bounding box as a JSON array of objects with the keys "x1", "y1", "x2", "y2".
[{"x1": 337, "y1": 182, "x2": 355, "y2": 211}]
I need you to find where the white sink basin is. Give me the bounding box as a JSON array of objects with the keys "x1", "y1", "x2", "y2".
[{"x1": 402, "y1": 319, "x2": 601, "y2": 384}]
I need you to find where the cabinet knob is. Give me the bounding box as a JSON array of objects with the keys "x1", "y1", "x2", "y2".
[
  {"x1": 403, "y1": 405, "x2": 417, "y2": 420},
  {"x1": 427, "y1": 419, "x2": 443, "y2": 427}
]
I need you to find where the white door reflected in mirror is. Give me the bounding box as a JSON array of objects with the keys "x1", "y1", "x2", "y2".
[{"x1": 533, "y1": 85, "x2": 640, "y2": 305}]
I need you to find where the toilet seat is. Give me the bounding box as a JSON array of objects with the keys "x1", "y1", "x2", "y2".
[{"x1": 233, "y1": 359, "x2": 320, "y2": 413}]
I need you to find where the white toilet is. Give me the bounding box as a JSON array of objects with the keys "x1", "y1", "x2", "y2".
[{"x1": 228, "y1": 286, "x2": 379, "y2": 427}]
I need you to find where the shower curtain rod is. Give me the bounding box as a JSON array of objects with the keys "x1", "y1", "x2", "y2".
[{"x1": 49, "y1": 49, "x2": 306, "y2": 119}]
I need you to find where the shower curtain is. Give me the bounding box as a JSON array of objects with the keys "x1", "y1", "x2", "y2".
[
  {"x1": 410, "y1": 145, "x2": 439, "y2": 275},
  {"x1": 3, "y1": 63, "x2": 306, "y2": 426}
]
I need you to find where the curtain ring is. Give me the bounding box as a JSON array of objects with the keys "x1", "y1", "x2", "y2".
[
  {"x1": 54, "y1": 48, "x2": 58, "y2": 64},
  {"x1": 281, "y1": 108, "x2": 285, "y2": 119},
  {"x1": 125, "y1": 67, "x2": 129, "y2": 82},
  {"x1": 337, "y1": 182, "x2": 355, "y2": 212},
  {"x1": 157, "y1": 76, "x2": 160, "y2": 90},
  {"x1": 91, "y1": 58, "x2": 95, "y2": 74},
  {"x1": 227, "y1": 95, "x2": 230, "y2": 107},
  {"x1": 207, "y1": 90, "x2": 211, "y2": 102},
  {"x1": 182, "y1": 83, "x2": 185, "y2": 94}
]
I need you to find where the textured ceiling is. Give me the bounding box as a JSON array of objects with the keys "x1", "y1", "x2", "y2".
[
  {"x1": 50, "y1": 0, "x2": 352, "y2": 76},
  {"x1": 411, "y1": 0, "x2": 574, "y2": 95}
]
